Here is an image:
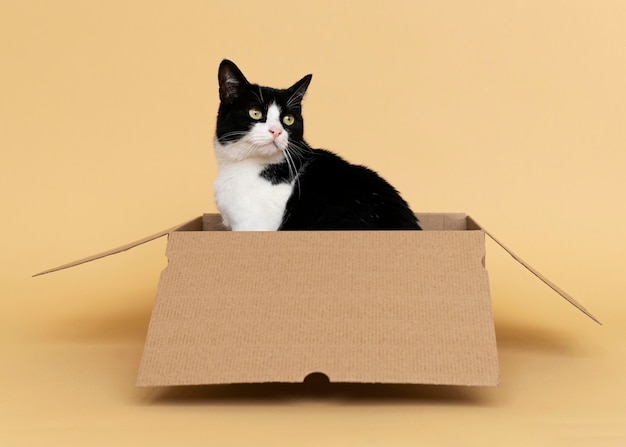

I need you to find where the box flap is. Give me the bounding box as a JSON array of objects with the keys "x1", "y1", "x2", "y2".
[
  {"x1": 33, "y1": 217, "x2": 204, "y2": 277},
  {"x1": 136, "y1": 229, "x2": 500, "y2": 387},
  {"x1": 468, "y1": 217, "x2": 601, "y2": 325}
]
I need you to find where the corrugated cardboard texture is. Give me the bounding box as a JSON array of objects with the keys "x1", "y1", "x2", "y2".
[{"x1": 137, "y1": 222, "x2": 500, "y2": 387}]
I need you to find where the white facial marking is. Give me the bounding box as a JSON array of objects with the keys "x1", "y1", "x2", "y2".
[
  {"x1": 260, "y1": 103, "x2": 288, "y2": 150},
  {"x1": 266, "y1": 103, "x2": 281, "y2": 126}
]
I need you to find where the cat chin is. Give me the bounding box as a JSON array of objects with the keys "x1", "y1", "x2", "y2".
[
  {"x1": 214, "y1": 139, "x2": 285, "y2": 165},
  {"x1": 254, "y1": 142, "x2": 285, "y2": 157}
]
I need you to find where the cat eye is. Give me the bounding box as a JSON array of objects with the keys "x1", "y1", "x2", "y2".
[
  {"x1": 282, "y1": 114, "x2": 295, "y2": 126},
  {"x1": 248, "y1": 107, "x2": 263, "y2": 120}
]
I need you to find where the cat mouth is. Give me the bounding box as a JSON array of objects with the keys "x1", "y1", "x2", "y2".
[{"x1": 245, "y1": 135, "x2": 286, "y2": 155}]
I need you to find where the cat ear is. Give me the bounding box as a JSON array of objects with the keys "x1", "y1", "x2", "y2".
[
  {"x1": 287, "y1": 74, "x2": 313, "y2": 107},
  {"x1": 218, "y1": 60, "x2": 250, "y2": 103}
]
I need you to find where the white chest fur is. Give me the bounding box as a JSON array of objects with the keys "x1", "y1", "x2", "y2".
[{"x1": 213, "y1": 158, "x2": 294, "y2": 231}]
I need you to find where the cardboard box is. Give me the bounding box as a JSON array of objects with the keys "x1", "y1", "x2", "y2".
[{"x1": 35, "y1": 213, "x2": 599, "y2": 387}]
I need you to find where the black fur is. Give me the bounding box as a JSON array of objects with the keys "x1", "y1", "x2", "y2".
[
  {"x1": 259, "y1": 162, "x2": 293, "y2": 185},
  {"x1": 216, "y1": 59, "x2": 421, "y2": 231}
]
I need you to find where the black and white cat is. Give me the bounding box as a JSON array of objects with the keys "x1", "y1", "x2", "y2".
[{"x1": 213, "y1": 60, "x2": 421, "y2": 231}]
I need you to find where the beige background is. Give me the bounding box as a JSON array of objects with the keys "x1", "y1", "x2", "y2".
[{"x1": 2, "y1": 0, "x2": 625, "y2": 445}]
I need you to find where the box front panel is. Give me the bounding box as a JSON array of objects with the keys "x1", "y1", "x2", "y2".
[{"x1": 137, "y1": 230, "x2": 499, "y2": 386}]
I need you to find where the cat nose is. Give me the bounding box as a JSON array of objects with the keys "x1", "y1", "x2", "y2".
[{"x1": 268, "y1": 126, "x2": 282, "y2": 139}]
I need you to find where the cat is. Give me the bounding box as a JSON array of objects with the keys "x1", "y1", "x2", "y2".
[{"x1": 213, "y1": 59, "x2": 421, "y2": 231}]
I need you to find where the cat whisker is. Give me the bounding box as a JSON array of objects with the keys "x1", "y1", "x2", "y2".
[
  {"x1": 286, "y1": 141, "x2": 312, "y2": 158},
  {"x1": 285, "y1": 142, "x2": 313, "y2": 198},
  {"x1": 283, "y1": 147, "x2": 297, "y2": 175},
  {"x1": 217, "y1": 130, "x2": 249, "y2": 143},
  {"x1": 283, "y1": 147, "x2": 301, "y2": 198}
]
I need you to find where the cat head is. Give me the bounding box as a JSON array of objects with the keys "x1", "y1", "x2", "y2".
[{"x1": 215, "y1": 59, "x2": 312, "y2": 163}]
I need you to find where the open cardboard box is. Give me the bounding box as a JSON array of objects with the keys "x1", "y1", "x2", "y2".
[{"x1": 36, "y1": 213, "x2": 599, "y2": 387}]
